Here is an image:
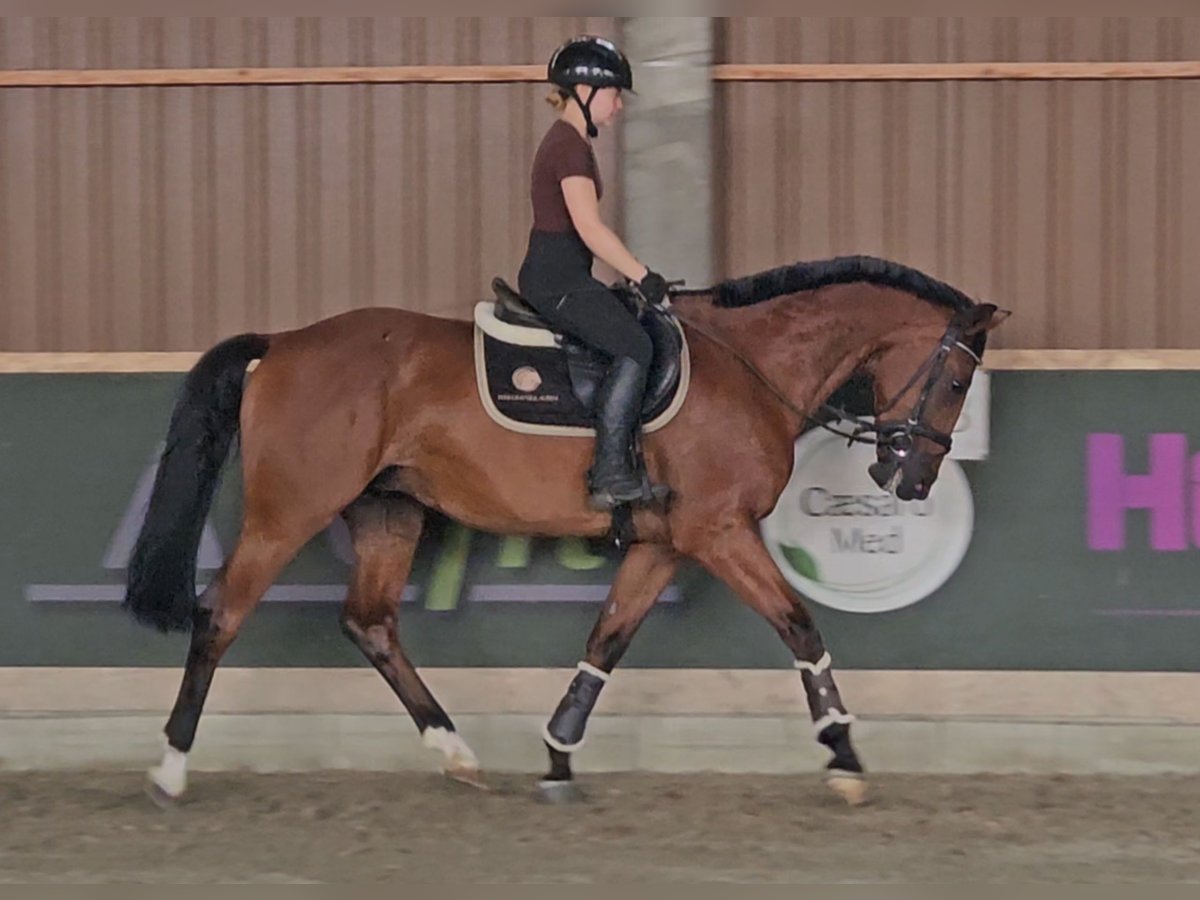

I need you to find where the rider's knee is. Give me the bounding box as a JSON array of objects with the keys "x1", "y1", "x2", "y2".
[{"x1": 626, "y1": 329, "x2": 653, "y2": 370}]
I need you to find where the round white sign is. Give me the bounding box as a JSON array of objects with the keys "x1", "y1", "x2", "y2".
[{"x1": 760, "y1": 422, "x2": 975, "y2": 614}]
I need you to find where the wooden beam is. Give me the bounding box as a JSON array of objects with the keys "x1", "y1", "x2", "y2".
[
  {"x1": 0, "y1": 353, "x2": 202, "y2": 373},
  {"x1": 3, "y1": 668, "x2": 1199, "y2": 722},
  {"x1": 0, "y1": 65, "x2": 546, "y2": 88},
  {"x1": 714, "y1": 61, "x2": 1200, "y2": 82},
  {"x1": 4, "y1": 350, "x2": 1200, "y2": 374},
  {"x1": 3, "y1": 61, "x2": 1199, "y2": 89},
  {"x1": 982, "y1": 349, "x2": 1200, "y2": 371}
]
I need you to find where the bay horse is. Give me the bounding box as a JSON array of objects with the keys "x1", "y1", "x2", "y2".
[{"x1": 124, "y1": 255, "x2": 1008, "y2": 806}]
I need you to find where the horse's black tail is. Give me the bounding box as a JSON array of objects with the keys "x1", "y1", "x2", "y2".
[{"x1": 123, "y1": 333, "x2": 270, "y2": 633}]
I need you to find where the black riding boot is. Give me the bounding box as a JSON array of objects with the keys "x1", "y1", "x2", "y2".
[{"x1": 587, "y1": 356, "x2": 666, "y2": 510}]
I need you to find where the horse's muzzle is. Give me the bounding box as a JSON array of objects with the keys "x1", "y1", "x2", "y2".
[
  {"x1": 868, "y1": 459, "x2": 901, "y2": 494},
  {"x1": 869, "y1": 458, "x2": 929, "y2": 501}
]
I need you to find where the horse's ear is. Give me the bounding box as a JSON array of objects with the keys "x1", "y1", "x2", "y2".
[{"x1": 962, "y1": 303, "x2": 1012, "y2": 335}]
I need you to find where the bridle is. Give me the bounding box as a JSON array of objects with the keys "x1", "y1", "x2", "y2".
[
  {"x1": 819, "y1": 322, "x2": 980, "y2": 457},
  {"x1": 661, "y1": 293, "x2": 981, "y2": 457}
]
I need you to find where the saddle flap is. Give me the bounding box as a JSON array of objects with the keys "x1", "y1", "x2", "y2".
[{"x1": 640, "y1": 305, "x2": 683, "y2": 411}]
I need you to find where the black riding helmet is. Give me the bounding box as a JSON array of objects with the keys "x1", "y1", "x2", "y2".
[{"x1": 548, "y1": 35, "x2": 633, "y2": 138}]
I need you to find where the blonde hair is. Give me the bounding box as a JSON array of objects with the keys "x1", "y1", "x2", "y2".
[{"x1": 545, "y1": 88, "x2": 569, "y2": 111}]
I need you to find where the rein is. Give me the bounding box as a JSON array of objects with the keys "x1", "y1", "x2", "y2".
[{"x1": 663, "y1": 298, "x2": 980, "y2": 453}]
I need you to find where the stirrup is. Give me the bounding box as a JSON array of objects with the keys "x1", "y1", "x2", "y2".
[
  {"x1": 600, "y1": 476, "x2": 672, "y2": 549},
  {"x1": 587, "y1": 478, "x2": 644, "y2": 511},
  {"x1": 587, "y1": 472, "x2": 671, "y2": 511}
]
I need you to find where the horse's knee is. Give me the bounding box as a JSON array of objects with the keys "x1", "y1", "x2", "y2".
[
  {"x1": 340, "y1": 611, "x2": 392, "y2": 660},
  {"x1": 747, "y1": 597, "x2": 798, "y2": 638},
  {"x1": 585, "y1": 624, "x2": 632, "y2": 672}
]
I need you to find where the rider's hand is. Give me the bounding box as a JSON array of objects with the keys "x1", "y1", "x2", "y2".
[{"x1": 638, "y1": 269, "x2": 669, "y2": 307}]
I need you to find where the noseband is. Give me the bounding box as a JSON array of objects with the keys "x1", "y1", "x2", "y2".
[{"x1": 821, "y1": 322, "x2": 981, "y2": 455}]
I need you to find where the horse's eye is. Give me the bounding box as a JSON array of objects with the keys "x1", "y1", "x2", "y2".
[{"x1": 950, "y1": 379, "x2": 967, "y2": 395}]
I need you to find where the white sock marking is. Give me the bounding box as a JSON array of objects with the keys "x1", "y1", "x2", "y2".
[
  {"x1": 422, "y1": 726, "x2": 479, "y2": 770},
  {"x1": 148, "y1": 744, "x2": 188, "y2": 798}
]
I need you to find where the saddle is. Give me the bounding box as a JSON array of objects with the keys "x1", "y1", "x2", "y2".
[{"x1": 473, "y1": 277, "x2": 690, "y2": 437}]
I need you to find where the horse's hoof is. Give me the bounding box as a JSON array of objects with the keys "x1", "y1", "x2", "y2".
[
  {"x1": 445, "y1": 765, "x2": 490, "y2": 792},
  {"x1": 536, "y1": 779, "x2": 585, "y2": 805},
  {"x1": 825, "y1": 770, "x2": 869, "y2": 807},
  {"x1": 144, "y1": 776, "x2": 182, "y2": 810}
]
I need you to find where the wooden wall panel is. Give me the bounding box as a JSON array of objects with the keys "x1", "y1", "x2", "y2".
[
  {"x1": 0, "y1": 17, "x2": 617, "y2": 350},
  {"x1": 717, "y1": 17, "x2": 1200, "y2": 349}
]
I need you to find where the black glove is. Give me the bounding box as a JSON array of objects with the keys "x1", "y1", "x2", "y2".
[{"x1": 638, "y1": 269, "x2": 669, "y2": 307}]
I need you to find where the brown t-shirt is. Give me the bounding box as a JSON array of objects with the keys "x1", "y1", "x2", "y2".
[{"x1": 529, "y1": 120, "x2": 603, "y2": 233}]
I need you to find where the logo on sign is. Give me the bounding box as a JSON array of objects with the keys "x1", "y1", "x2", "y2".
[
  {"x1": 25, "y1": 446, "x2": 679, "y2": 610},
  {"x1": 1086, "y1": 432, "x2": 1200, "y2": 552},
  {"x1": 760, "y1": 422, "x2": 976, "y2": 614}
]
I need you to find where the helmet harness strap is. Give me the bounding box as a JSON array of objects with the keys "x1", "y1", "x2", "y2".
[{"x1": 568, "y1": 84, "x2": 599, "y2": 138}]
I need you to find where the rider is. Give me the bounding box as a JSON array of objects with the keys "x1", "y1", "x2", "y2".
[{"x1": 517, "y1": 34, "x2": 669, "y2": 511}]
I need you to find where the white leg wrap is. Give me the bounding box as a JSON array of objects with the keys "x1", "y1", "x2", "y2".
[
  {"x1": 541, "y1": 725, "x2": 584, "y2": 754},
  {"x1": 794, "y1": 652, "x2": 833, "y2": 675},
  {"x1": 576, "y1": 661, "x2": 610, "y2": 682},
  {"x1": 813, "y1": 710, "x2": 857, "y2": 734},
  {"x1": 422, "y1": 726, "x2": 479, "y2": 771},
  {"x1": 148, "y1": 744, "x2": 188, "y2": 798}
]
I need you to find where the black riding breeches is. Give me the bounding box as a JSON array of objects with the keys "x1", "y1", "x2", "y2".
[{"x1": 518, "y1": 231, "x2": 652, "y2": 370}]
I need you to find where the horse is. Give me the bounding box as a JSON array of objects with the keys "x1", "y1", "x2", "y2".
[{"x1": 123, "y1": 254, "x2": 1008, "y2": 807}]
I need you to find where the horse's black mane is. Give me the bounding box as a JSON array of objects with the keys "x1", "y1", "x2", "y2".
[{"x1": 701, "y1": 255, "x2": 977, "y2": 313}]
